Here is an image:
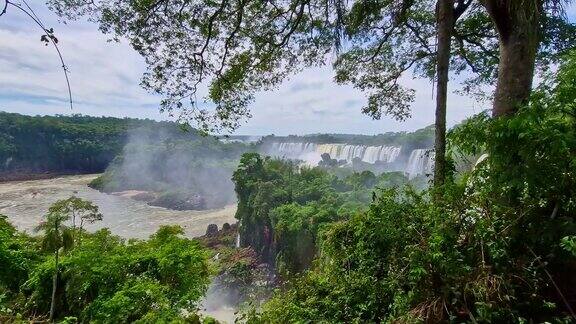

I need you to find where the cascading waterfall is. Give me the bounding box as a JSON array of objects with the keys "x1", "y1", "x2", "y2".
[
  {"x1": 267, "y1": 142, "x2": 434, "y2": 178},
  {"x1": 270, "y1": 142, "x2": 317, "y2": 160},
  {"x1": 270, "y1": 142, "x2": 402, "y2": 165},
  {"x1": 363, "y1": 146, "x2": 402, "y2": 164},
  {"x1": 405, "y1": 149, "x2": 435, "y2": 178}
]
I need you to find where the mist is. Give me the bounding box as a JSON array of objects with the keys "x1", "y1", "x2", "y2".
[{"x1": 99, "y1": 123, "x2": 249, "y2": 210}]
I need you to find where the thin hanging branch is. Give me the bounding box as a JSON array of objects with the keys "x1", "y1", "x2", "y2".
[
  {"x1": 0, "y1": 0, "x2": 7, "y2": 17},
  {"x1": 0, "y1": 0, "x2": 73, "y2": 110}
]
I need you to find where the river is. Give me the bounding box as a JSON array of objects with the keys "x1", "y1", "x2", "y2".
[{"x1": 0, "y1": 174, "x2": 237, "y2": 239}]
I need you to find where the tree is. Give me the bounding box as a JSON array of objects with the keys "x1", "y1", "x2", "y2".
[
  {"x1": 35, "y1": 212, "x2": 74, "y2": 322},
  {"x1": 34, "y1": 197, "x2": 101, "y2": 321},
  {"x1": 48, "y1": 196, "x2": 102, "y2": 232},
  {"x1": 42, "y1": 1, "x2": 469, "y2": 128},
  {"x1": 478, "y1": 0, "x2": 539, "y2": 117},
  {"x1": 452, "y1": 0, "x2": 575, "y2": 117},
  {"x1": 433, "y1": 0, "x2": 455, "y2": 186}
]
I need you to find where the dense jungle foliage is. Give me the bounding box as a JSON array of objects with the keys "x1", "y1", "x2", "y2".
[
  {"x1": 0, "y1": 210, "x2": 214, "y2": 323},
  {"x1": 0, "y1": 112, "x2": 248, "y2": 183},
  {"x1": 0, "y1": 110, "x2": 429, "y2": 182},
  {"x1": 233, "y1": 154, "x2": 411, "y2": 274},
  {"x1": 0, "y1": 113, "x2": 139, "y2": 175},
  {"x1": 235, "y1": 53, "x2": 576, "y2": 322},
  {"x1": 2, "y1": 0, "x2": 576, "y2": 320},
  {"x1": 0, "y1": 111, "x2": 253, "y2": 209}
]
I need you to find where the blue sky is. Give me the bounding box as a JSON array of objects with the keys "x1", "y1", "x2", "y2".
[{"x1": 0, "y1": 2, "x2": 573, "y2": 135}]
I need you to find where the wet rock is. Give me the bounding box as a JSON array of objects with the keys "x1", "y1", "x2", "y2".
[
  {"x1": 206, "y1": 224, "x2": 219, "y2": 237},
  {"x1": 149, "y1": 192, "x2": 206, "y2": 210},
  {"x1": 222, "y1": 222, "x2": 231, "y2": 231}
]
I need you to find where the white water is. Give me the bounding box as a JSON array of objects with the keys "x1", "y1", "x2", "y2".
[
  {"x1": 0, "y1": 174, "x2": 237, "y2": 239},
  {"x1": 268, "y1": 142, "x2": 402, "y2": 165},
  {"x1": 405, "y1": 149, "x2": 435, "y2": 179},
  {"x1": 268, "y1": 142, "x2": 434, "y2": 177}
]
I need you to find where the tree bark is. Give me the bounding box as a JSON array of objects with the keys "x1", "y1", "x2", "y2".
[
  {"x1": 481, "y1": 0, "x2": 540, "y2": 117},
  {"x1": 433, "y1": 0, "x2": 454, "y2": 187},
  {"x1": 49, "y1": 250, "x2": 58, "y2": 322}
]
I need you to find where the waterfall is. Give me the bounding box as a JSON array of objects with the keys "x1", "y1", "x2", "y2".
[
  {"x1": 270, "y1": 142, "x2": 402, "y2": 165},
  {"x1": 270, "y1": 142, "x2": 317, "y2": 160},
  {"x1": 235, "y1": 233, "x2": 240, "y2": 248},
  {"x1": 405, "y1": 149, "x2": 435, "y2": 178},
  {"x1": 474, "y1": 153, "x2": 489, "y2": 169},
  {"x1": 267, "y1": 141, "x2": 436, "y2": 178}
]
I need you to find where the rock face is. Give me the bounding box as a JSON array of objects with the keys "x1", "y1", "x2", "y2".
[
  {"x1": 110, "y1": 190, "x2": 209, "y2": 211},
  {"x1": 149, "y1": 192, "x2": 206, "y2": 210},
  {"x1": 222, "y1": 222, "x2": 231, "y2": 231},
  {"x1": 206, "y1": 224, "x2": 219, "y2": 237},
  {"x1": 110, "y1": 190, "x2": 155, "y2": 201}
]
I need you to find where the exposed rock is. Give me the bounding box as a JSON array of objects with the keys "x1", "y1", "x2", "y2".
[
  {"x1": 206, "y1": 224, "x2": 219, "y2": 237},
  {"x1": 198, "y1": 222, "x2": 238, "y2": 248},
  {"x1": 110, "y1": 190, "x2": 155, "y2": 201},
  {"x1": 149, "y1": 192, "x2": 206, "y2": 210},
  {"x1": 133, "y1": 192, "x2": 156, "y2": 202}
]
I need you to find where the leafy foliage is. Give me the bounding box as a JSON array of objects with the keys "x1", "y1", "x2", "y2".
[
  {"x1": 48, "y1": 196, "x2": 102, "y2": 231},
  {"x1": 0, "y1": 215, "x2": 39, "y2": 293},
  {"x1": 0, "y1": 112, "x2": 250, "y2": 186},
  {"x1": 35, "y1": 212, "x2": 74, "y2": 255},
  {"x1": 243, "y1": 51, "x2": 576, "y2": 322},
  {"x1": 0, "y1": 112, "x2": 136, "y2": 174},
  {"x1": 0, "y1": 202, "x2": 211, "y2": 322},
  {"x1": 233, "y1": 153, "x2": 410, "y2": 274}
]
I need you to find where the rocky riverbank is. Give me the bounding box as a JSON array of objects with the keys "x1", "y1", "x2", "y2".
[
  {"x1": 109, "y1": 189, "x2": 207, "y2": 211},
  {"x1": 197, "y1": 222, "x2": 274, "y2": 323}
]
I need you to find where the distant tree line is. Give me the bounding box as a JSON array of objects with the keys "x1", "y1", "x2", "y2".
[
  {"x1": 0, "y1": 112, "x2": 220, "y2": 176},
  {"x1": 262, "y1": 125, "x2": 435, "y2": 151},
  {"x1": 0, "y1": 112, "x2": 140, "y2": 175}
]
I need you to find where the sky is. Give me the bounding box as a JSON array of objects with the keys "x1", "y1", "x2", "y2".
[{"x1": 0, "y1": 2, "x2": 573, "y2": 136}]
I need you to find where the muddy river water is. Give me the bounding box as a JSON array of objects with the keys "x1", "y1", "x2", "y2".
[{"x1": 0, "y1": 174, "x2": 237, "y2": 239}]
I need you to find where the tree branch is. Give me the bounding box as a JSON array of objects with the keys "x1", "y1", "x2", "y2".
[
  {"x1": 1, "y1": 0, "x2": 8, "y2": 17},
  {"x1": 9, "y1": 0, "x2": 73, "y2": 110}
]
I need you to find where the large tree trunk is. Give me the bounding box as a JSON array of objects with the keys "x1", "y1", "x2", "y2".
[
  {"x1": 433, "y1": 0, "x2": 454, "y2": 187},
  {"x1": 481, "y1": 0, "x2": 540, "y2": 116},
  {"x1": 49, "y1": 250, "x2": 58, "y2": 322}
]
